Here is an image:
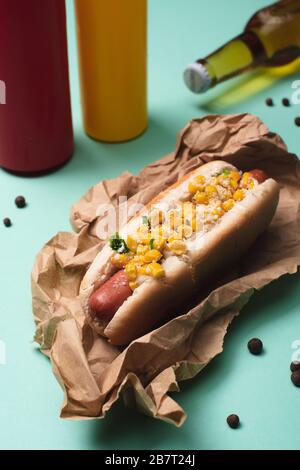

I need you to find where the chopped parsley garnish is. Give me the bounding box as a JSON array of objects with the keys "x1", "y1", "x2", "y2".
[
  {"x1": 109, "y1": 232, "x2": 129, "y2": 253},
  {"x1": 142, "y1": 215, "x2": 150, "y2": 226},
  {"x1": 223, "y1": 168, "x2": 231, "y2": 176},
  {"x1": 149, "y1": 238, "x2": 155, "y2": 249}
]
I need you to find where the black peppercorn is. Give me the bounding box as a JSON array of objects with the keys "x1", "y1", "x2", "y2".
[
  {"x1": 3, "y1": 218, "x2": 12, "y2": 227},
  {"x1": 15, "y1": 195, "x2": 26, "y2": 208},
  {"x1": 247, "y1": 338, "x2": 263, "y2": 355},
  {"x1": 290, "y1": 361, "x2": 300, "y2": 372},
  {"x1": 295, "y1": 117, "x2": 300, "y2": 127},
  {"x1": 265, "y1": 98, "x2": 274, "y2": 106},
  {"x1": 282, "y1": 98, "x2": 290, "y2": 106},
  {"x1": 227, "y1": 414, "x2": 240, "y2": 429},
  {"x1": 291, "y1": 370, "x2": 300, "y2": 387}
]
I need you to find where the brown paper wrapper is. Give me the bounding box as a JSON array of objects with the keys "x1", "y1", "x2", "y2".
[{"x1": 32, "y1": 114, "x2": 300, "y2": 426}]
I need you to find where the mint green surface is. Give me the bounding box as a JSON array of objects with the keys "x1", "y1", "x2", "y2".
[{"x1": 0, "y1": 0, "x2": 300, "y2": 450}]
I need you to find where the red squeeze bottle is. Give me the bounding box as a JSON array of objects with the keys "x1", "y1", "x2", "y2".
[{"x1": 0, "y1": 0, "x2": 73, "y2": 175}]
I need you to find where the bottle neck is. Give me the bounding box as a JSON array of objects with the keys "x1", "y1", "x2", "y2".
[{"x1": 184, "y1": 31, "x2": 266, "y2": 93}]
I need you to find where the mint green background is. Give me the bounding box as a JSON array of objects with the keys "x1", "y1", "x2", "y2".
[{"x1": 0, "y1": 0, "x2": 300, "y2": 450}]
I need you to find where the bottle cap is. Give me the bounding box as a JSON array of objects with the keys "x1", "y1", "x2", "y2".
[{"x1": 183, "y1": 62, "x2": 211, "y2": 93}]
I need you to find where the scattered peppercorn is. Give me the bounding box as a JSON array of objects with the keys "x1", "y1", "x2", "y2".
[
  {"x1": 291, "y1": 370, "x2": 300, "y2": 387},
  {"x1": 247, "y1": 338, "x2": 263, "y2": 355},
  {"x1": 295, "y1": 117, "x2": 300, "y2": 127},
  {"x1": 265, "y1": 98, "x2": 274, "y2": 106},
  {"x1": 15, "y1": 195, "x2": 26, "y2": 208},
  {"x1": 290, "y1": 361, "x2": 300, "y2": 372},
  {"x1": 227, "y1": 414, "x2": 240, "y2": 429},
  {"x1": 3, "y1": 218, "x2": 12, "y2": 227},
  {"x1": 282, "y1": 98, "x2": 290, "y2": 107}
]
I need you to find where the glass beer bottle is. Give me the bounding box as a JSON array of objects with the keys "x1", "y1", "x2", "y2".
[{"x1": 184, "y1": 0, "x2": 300, "y2": 93}]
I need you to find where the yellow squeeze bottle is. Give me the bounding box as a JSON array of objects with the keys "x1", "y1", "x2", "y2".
[{"x1": 75, "y1": 0, "x2": 147, "y2": 142}]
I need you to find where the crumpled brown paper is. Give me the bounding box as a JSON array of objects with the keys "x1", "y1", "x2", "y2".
[{"x1": 32, "y1": 114, "x2": 300, "y2": 427}]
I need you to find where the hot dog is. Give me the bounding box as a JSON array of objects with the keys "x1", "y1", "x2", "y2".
[{"x1": 80, "y1": 161, "x2": 280, "y2": 345}]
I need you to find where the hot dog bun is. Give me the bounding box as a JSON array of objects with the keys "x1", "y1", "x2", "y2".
[{"x1": 80, "y1": 161, "x2": 280, "y2": 345}]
